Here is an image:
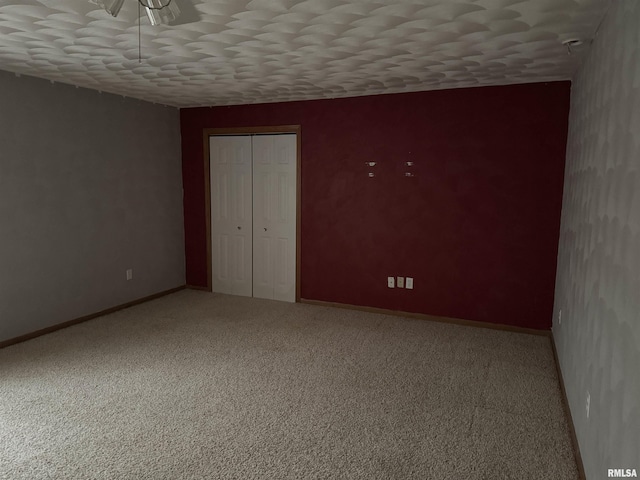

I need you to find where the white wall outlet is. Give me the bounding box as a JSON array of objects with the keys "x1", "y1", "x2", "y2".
[
  {"x1": 387, "y1": 276, "x2": 395, "y2": 288},
  {"x1": 126, "y1": 269, "x2": 133, "y2": 281},
  {"x1": 397, "y1": 276, "x2": 405, "y2": 288},
  {"x1": 586, "y1": 391, "x2": 590, "y2": 419},
  {"x1": 558, "y1": 309, "x2": 562, "y2": 325},
  {"x1": 405, "y1": 277, "x2": 414, "y2": 289}
]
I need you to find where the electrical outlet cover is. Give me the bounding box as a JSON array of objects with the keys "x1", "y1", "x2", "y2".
[{"x1": 387, "y1": 276, "x2": 395, "y2": 288}]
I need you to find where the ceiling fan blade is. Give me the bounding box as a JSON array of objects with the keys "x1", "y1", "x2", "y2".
[
  {"x1": 144, "y1": 0, "x2": 181, "y2": 26},
  {"x1": 89, "y1": 0, "x2": 126, "y2": 17}
]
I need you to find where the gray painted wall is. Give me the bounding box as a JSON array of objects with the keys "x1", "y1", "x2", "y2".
[
  {"x1": 0, "y1": 71, "x2": 185, "y2": 342},
  {"x1": 554, "y1": 1, "x2": 640, "y2": 478}
]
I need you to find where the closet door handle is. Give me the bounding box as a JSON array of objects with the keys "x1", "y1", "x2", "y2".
[{"x1": 264, "y1": 227, "x2": 267, "y2": 231}]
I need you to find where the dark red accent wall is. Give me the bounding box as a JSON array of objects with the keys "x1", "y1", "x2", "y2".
[{"x1": 181, "y1": 82, "x2": 570, "y2": 329}]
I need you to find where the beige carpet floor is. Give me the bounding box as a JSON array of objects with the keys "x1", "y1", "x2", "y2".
[{"x1": 0, "y1": 290, "x2": 578, "y2": 479}]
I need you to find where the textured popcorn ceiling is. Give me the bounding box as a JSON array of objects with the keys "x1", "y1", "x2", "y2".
[{"x1": 0, "y1": 0, "x2": 610, "y2": 107}]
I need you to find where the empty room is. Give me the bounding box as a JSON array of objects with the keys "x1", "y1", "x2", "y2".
[{"x1": 0, "y1": 0, "x2": 638, "y2": 479}]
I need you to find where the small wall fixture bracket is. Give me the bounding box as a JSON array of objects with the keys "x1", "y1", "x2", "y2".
[{"x1": 562, "y1": 39, "x2": 583, "y2": 55}]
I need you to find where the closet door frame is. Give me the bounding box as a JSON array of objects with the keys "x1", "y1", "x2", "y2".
[{"x1": 203, "y1": 125, "x2": 301, "y2": 302}]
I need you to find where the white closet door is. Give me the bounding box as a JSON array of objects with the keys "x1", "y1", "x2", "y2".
[
  {"x1": 210, "y1": 136, "x2": 253, "y2": 297},
  {"x1": 252, "y1": 134, "x2": 297, "y2": 302}
]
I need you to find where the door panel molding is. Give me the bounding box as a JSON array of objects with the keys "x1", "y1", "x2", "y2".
[
  {"x1": 203, "y1": 125, "x2": 301, "y2": 302},
  {"x1": 252, "y1": 134, "x2": 296, "y2": 302},
  {"x1": 210, "y1": 135, "x2": 253, "y2": 297}
]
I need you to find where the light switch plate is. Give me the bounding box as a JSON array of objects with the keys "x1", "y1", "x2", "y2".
[
  {"x1": 397, "y1": 276, "x2": 404, "y2": 288},
  {"x1": 405, "y1": 277, "x2": 414, "y2": 289},
  {"x1": 387, "y1": 276, "x2": 395, "y2": 288}
]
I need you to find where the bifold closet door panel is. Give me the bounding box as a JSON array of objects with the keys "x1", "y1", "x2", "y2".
[
  {"x1": 210, "y1": 136, "x2": 253, "y2": 297},
  {"x1": 252, "y1": 134, "x2": 296, "y2": 302}
]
